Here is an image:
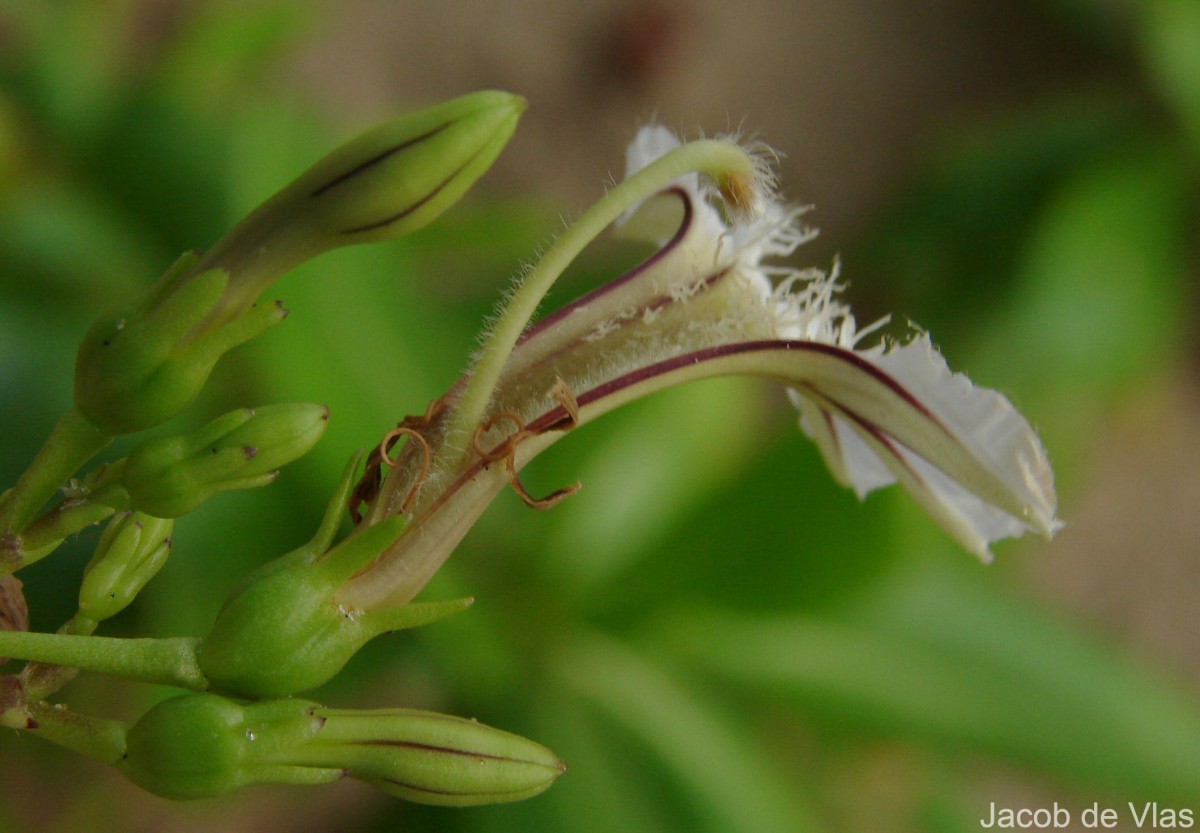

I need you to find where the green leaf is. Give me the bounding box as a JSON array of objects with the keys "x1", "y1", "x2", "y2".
[
  {"x1": 967, "y1": 143, "x2": 1191, "y2": 470},
  {"x1": 540, "y1": 376, "x2": 769, "y2": 596},
  {"x1": 1142, "y1": 0, "x2": 1200, "y2": 151},
  {"x1": 522, "y1": 686, "x2": 683, "y2": 833},
  {"x1": 657, "y1": 567, "x2": 1200, "y2": 802},
  {"x1": 556, "y1": 631, "x2": 825, "y2": 833}
]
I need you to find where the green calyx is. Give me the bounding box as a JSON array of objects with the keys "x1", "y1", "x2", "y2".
[
  {"x1": 114, "y1": 403, "x2": 329, "y2": 518},
  {"x1": 121, "y1": 694, "x2": 335, "y2": 800},
  {"x1": 196, "y1": 455, "x2": 470, "y2": 698},
  {"x1": 74, "y1": 253, "x2": 288, "y2": 435},
  {"x1": 198, "y1": 515, "x2": 471, "y2": 698}
]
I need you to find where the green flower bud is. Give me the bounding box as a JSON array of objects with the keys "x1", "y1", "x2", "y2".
[
  {"x1": 195, "y1": 454, "x2": 469, "y2": 698},
  {"x1": 192, "y1": 90, "x2": 527, "y2": 329},
  {"x1": 121, "y1": 693, "x2": 565, "y2": 805},
  {"x1": 74, "y1": 252, "x2": 288, "y2": 435},
  {"x1": 73, "y1": 91, "x2": 523, "y2": 436},
  {"x1": 307, "y1": 706, "x2": 567, "y2": 806},
  {"x1": 78, "y1": 511, "x2": 173, "y2": 623},
  {"x1": 118, "y1": 403, "x2": 328, "y2": 518}
]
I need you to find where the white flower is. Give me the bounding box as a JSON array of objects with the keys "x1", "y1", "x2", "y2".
[
  {"x1": 338, "y1": 126, "x2": 1061, "y2": 612},
  {"x1": 616, "y1": 126, "x2": 1061, "y2": 561}
]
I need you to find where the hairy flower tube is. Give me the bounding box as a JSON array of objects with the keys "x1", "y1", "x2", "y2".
[{"x1": 334, "y1": 126, "x2": 1060, "y2": 617}]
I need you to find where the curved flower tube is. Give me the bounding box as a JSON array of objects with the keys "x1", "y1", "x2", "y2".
[{"x1": 336, "y1": 126, "x2": 1060, "y2": 614}]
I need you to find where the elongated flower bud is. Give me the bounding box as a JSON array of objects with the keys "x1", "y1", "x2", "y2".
[
  {"x1": 78, "y1": 511, "x2": 173, "y2": 623},
  {"x1": 116, "y1": 403, "x2": 328, "y2": 518},
  {"x1": 306, "y1": 706, "x2": 567, "y2": 806},
  {"x1": 121, "y1": 693, "x2": 565, "y2": 805},
  {"x1": 193, "y1": 90, "x2": 527, "y2": 327},
  {"x1": 74, "y1": 92, "x2": 523, "y2": 435}
]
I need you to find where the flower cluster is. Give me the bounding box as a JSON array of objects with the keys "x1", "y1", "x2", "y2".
[{"x1": 0, "y1": 95, "x2": 1059, "y2": 808}]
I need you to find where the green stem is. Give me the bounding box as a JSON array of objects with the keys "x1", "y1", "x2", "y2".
[
  {"x1": 0, "y1": 631, "x2": 207, "y2": 691},
  {"x1": 22, "y1": 701, "x2": 129, "y2": 765},
  {"x1": 21, "y1": 616, "x2": 100, "y2": 701},
  {"x1": 0, "y1": 408, "x2": 112, "y2": 537}
]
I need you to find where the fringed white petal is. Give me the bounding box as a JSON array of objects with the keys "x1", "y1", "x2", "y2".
[
  {"x1": 610, "y1": 126, "x2": 1059, "y2": 561},
  {"x1": 624, "y1": 125, "x2": 689, "y2": 183},
  {"x1": 868, "y1": 333, "x2": 1060, "y2": 539},
  {"x1": 791, "y1": 333, "x2": 1059, "y2": 559}
]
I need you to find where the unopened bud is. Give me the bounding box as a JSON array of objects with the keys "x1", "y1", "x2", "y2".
[
  {"x1": 121, "y1": 693, "x2": 565, "y2": 805},
  {"x1": 193, "y1": 90, "x2": 526, "y2": 327},
  {"x1": 310, "y1": 706, "x2": 567, "y2": 806},
  {"x1": 117, "y1": 403, "x2": 328, "y2": 518},
  {"x1": 78, "y1": 511, "x2": 173, "y2": 622},
  {"x1": 73, "y1": 92, "x2": 521, "y2": 436}
]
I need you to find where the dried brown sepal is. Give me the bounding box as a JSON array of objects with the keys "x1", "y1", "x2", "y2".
[{"x1": 379, "y1": 428, "x2": 432, "y2": 514}]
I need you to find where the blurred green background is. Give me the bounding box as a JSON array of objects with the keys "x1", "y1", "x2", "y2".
[{"x1": 1, "y1": 1, "x2": 1198, "y2": 831}]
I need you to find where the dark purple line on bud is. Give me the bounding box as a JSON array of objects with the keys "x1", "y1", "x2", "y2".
[
  {"x1": 380, "y1": 777, "x2": 478, "y2": 797},
  {"x1": 339, "y1": 157, "x2": 473, "y2": 235},
  {"x1": 349, "y1": 738, "x2": 522, "y2": 763},
  {"x1": 310, "y1": 123, "x2": 452, "y2": 198}
]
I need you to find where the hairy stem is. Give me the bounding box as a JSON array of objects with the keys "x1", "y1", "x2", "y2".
[{"x1": 441, "y1": 140, "x2": 758, "y2": 468}]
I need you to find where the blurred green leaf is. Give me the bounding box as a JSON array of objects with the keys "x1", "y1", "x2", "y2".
[
  {"x1": 584, "y1": 425, "x2": 898, "y2": 620},
  {"x1": 862, "y1": 92, "x2": 1143, "y2": 348},
  {"x1": 1142, "y1": 0, "x2": 1200, "y2": 150},
  {"x1": 967, "y1": 142, "x2": 1191, "y2": 474},
  {"x1": 658, "y1": 566, "x2": 1200, "y2": 802},
  {"x1": 155, "y1": 0, "x2": 318, "y2": 108},
  {"x1": 557, "y1": 631, "x2": 826, "y2": 833},
  {"x1": 1, "y1": 0, "x2": 129, "y2": 142},
  {"x1": 539, "y1": 376, "x2": 769, "y2": 596},
  {"x1": 527, "y1": 687, "x2": 684, "y2": 833}
]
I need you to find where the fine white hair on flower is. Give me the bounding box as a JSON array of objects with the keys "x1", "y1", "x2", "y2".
[
  {"x1": 610, "y1": 123, "x2": 1060, "y2": 561},
  {"x1": 343, "y1": 122, "x2": 1063, "y2": 614}
]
